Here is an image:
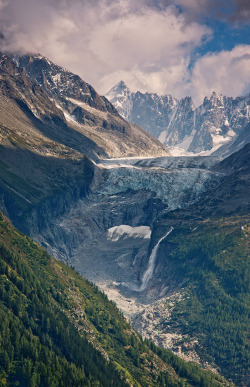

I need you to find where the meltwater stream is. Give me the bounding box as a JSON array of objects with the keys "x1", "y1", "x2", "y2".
[{"x1": 138, "y1": 227, "x2": 174, "y2": 292}]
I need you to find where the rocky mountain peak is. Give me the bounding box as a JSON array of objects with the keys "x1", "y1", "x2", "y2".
[
  {"x1": 115, "y1": 80, "x2": 129, "y2": 91},
  {"x1": 14, "y1": 53, "x2": 120, "y2": 115},
  {"x1": 0, "y1": 52, "x2": 26, "y2": 80},
  {"x1": 179, "y1": 95, "x2": 195, "y2": 110},
  {"x1": 208, "y1": 91, "x2": 225, "y2": 107},
  {"x1": 164, "y1": 93, "x2": 178, "y2": 105},
  {"x1": 106, "y1": 82, "x2": 250, "y2": 156},
  {"x1": 106, "y1": 80, "x2": 131, "y2": 102},
  {"x1": 0, "y1": 52, "x2": 169, "y2": 162}
]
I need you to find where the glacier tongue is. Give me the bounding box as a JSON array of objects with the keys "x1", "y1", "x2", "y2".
[
  {"x1": 97, "y1": 156, "x2": 220, "y2": 210},
  {"x1": 34, "y1": 155, "x2": 222, "y2": 295}
]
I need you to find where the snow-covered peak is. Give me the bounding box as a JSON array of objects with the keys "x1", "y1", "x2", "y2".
[
  {"x1": 116, "y1": 80, "x2": 129, "y2": 90},
  {"x1": 31, "y1": 53, "x2": 51, "y2": 63},
  {"x1": 179, "y1": 96, "x2": 195, "y2": 110},
  {"x1": 202, "y1": 91, "x2": 225, "y2": 110},
  {"x1": 106, "y1": 81, "x2": 133, "y2": 119},
  {"x1": 105, "y1": 81, "x2": 250, "y2": 156},
  {"x1": 209, "y1": 91, "x2": 224, "y2": 105},
  {"x1": 106, "y1": 81, "x2": 131, "y2": 101},
  {"x1": 163, "y1": 94, "x2": 178, "y2": 106}
]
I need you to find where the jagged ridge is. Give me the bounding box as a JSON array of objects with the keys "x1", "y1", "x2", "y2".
[
  {"x1": 12, "y1": 54, "x2": 170, "y2": 159},
  {"x1": 106, "y1": 81, "x2": 250, "y2": 156}
]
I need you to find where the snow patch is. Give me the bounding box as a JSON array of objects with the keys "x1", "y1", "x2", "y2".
[
  {"x1": 176, "y1": 129, "x2": 196, "y2": 151},
  {"x1": 169, "y1": 127, "x2": 236, "y2": 156},
  {"x1": 158, "y1": 130, "x2": 168, "y2": 143},
  {"x1": 210, "y1": 129, "x2": 236, "y2": 149},
  {"x1": 51, "y1": 73, "x2": 61, "y2": 84},
  {"x1": 168, "y1": 147, "x2": 196, "y2": 157},
  {"x1": 62, "y1": 111, "x2": 77, "y2": 124},
  {"x1": 107, "y1": 225, "x2": 151, "y2": 242},
  {"x1": 66, "y1": 98, "x2": 108, "y2": 119}
]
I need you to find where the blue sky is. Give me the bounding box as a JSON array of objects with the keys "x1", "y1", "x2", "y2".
[
  {"x1": 194, "y1": 21, "x2": 250, "y2": 57},
  {"x1": 0, "y1": 0, "x2": 250, "y2": 105}
]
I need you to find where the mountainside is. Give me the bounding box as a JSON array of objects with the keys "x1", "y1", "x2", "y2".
[
  {"x1": 1, "y1": 110, "x2": 249, "y2": 383},
  {"x1": 0, "y1": 51, "x2": 168, "y2": 235},
  {"x1": 212, "y1": 121, "x2": 250, "y2": 157},
  {"x1": 132, "y1": 144, "x2": 250, "y2": 385},
  {"x1": 106, "y1": 81, "x2": 250, "y2": 156},
  {"x1": 141, "y1": 214, "x2": 249, "y2": 385},
  {"x1": 25, "y1": 144, "x2": 248, "y2": 385},
  {"x1": 0, "y1": 51, "x2": 249, "y2": 385},
  {"x1": 11, "y1": 54, "x2": 170, "y2": 159},
  {"x1": 0, "y1": 53, "x2": 95, "y2": 234},
  {"x1": 0, "y1": 211, "x2": 227, "y2": 386}
]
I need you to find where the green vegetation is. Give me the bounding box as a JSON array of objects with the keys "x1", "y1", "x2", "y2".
[
  {"x1": 0, "y1": 138, "x2": 94, "y2": 208},
  {"x1": 163, "y1": 218, "x2": 249, "y2": 385},
  {"x1": 0, "y1": 212, "x2": 229, "y2": 386},
  {"x1": 0, "y1": 158, "x2": 42, "y2": 206}
]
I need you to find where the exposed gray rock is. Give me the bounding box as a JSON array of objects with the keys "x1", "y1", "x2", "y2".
[
  {"x1": 30, "y1": 155, "x2": 222, "y2": 298},
  {"x1": 106, "y1": 82, "x2": 250, "y2": 156}
]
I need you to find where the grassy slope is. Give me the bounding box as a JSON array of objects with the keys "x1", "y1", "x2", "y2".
[{"x1": 0, "y1": 212, "x2": 229, "y2": 386}]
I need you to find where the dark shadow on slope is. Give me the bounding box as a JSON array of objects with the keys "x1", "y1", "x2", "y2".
[{"x1": 0, "y1": 145, "x2": 95, "y2": 235}]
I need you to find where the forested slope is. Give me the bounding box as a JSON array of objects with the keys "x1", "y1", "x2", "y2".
[
  {"x1": 158, "y1": 219, "x2": 250, "y2": 385},
  {"x1": 149, "y1": 145, "x2": 250, "y2": 384},
  {"x1": 0, "y1": 212, "x2": 229, "y2": 386}
]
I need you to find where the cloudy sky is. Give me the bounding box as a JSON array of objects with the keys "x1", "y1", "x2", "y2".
[{"x1": 0, "y1": 0, "x2": 250, "y2": 105}]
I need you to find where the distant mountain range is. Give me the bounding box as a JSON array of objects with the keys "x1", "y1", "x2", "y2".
[{"x1": 106, "y1": 81, "x2": 250, "y2": 156}]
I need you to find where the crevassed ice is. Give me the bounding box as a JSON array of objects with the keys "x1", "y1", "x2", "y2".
[{"x1": 99, "y1": 165, "x2": 213, "y2": 209}]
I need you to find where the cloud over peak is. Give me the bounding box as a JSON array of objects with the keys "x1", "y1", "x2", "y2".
[{"x1": 0, "y1": 0, "x2": 249, "y2": 104}]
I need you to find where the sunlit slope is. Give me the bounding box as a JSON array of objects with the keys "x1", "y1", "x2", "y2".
[{"x1": 11, "y1": 53, "x2": 170, "y2": 159}]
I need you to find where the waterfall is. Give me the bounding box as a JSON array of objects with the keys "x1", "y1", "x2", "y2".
[{"x1": 138, "y1": 227, "x2": 173, "y2": 292}]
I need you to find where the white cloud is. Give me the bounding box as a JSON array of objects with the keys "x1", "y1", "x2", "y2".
[
  {"x1": 0, "y1": 0, "x2": 211, "y2": 96},
  {"x1": 189, "y1": 45, "x2": 250, "y2": 105},
  {"x1": 0, "y1": 0, "x2": 249, "y2": 104},
  {"x1": 89, "y1": 6, "x2": 211, "y2": 94}
]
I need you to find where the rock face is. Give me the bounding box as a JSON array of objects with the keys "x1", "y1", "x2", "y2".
[
  {"x1": 14, "y1": 54, "x2": 118, "y2": 115},
  {"x1": 106, "y1": 81, "x2": 178, "y2": 140},
  {"x1": 13, "y1": 54, "x2": 170, "y2": 159},
  {"x1": 106, "y1": 81, "x2": 250, "y2": 156}
]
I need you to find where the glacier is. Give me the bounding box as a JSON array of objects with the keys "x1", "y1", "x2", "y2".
[{"x1": 33, "y1": 155, "x2": 223, "y2": 294}]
